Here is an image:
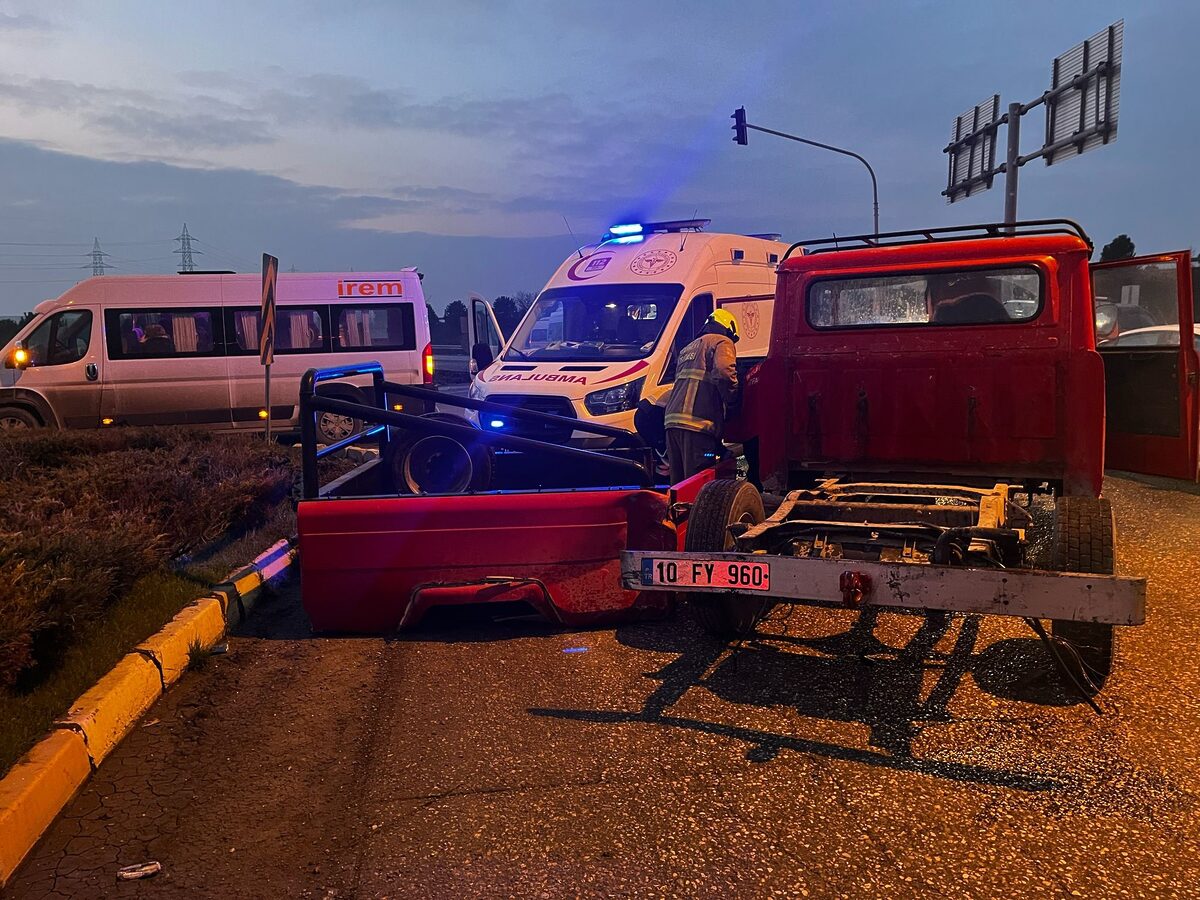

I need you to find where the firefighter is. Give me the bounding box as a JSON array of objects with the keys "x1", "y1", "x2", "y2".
[{"x1": 664, "y1": 308, "x2": 739, "y2": 483}]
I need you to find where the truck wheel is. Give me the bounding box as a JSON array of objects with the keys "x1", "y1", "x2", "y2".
[
  {"x1": 384, "y1": 414, "x2": 492, "y2": 495},
  {"x1": 684, "y1": 479, "x2": 769, "y2": 638},
  {"x1": 0, "y1": 407, "x2": 39, "y2": 430},
  {"x1": 1049, "y1": 496, "x2": 1116, "y2": 690}
]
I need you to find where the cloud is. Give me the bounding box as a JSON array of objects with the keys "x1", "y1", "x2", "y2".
[
  {"x1": 87, "y1": 107, "x2": 274, "y2": 150},
  {"x1": 0, "y1": 10, "x2": 55, "y2": 30},
  {"x1": 0, "y1": 137, "x2": 575, "y2": 316},
  {"x1": 0, "y1": 75, "x2": 276, "y2": 149}
]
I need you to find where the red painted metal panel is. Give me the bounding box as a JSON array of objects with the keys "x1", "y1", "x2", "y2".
[
  {"x1": 761, "y1": 235, "x2": 1103, "y2": 494},
  {"x1": 298, "y1": 488, "x2": 677, "y2": 632}
]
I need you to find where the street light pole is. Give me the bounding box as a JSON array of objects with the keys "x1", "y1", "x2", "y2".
[{"x1": 735, "y1": 113, "x2": 880, "y2": 236}]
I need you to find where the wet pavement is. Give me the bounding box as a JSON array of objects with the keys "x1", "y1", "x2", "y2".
[{"x1": 5, "y1": 474, "x2": 1199, "y2": 898}]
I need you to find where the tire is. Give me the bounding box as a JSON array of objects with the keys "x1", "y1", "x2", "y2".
[
  {"x1": 684, "y1": 479, "x2": 769, "y2": 638},
  {"x1": 0, "y1": 406, "x2": 40, "y2": 430},
  {"x1": 1048, "y1": 496, "x2": 1116, "y2": 690},
  {"x1": 384, "y1": 414, "x2": 492, "y2": 495},
  {"x1": 316, "y1": 407, "x2": 361, "y2": 445}
]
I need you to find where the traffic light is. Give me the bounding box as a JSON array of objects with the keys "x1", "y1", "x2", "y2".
[{"x1": 731, "y1": 107, "x2": 748, "y2": 145}]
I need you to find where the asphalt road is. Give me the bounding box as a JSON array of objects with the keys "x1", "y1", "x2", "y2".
[{"x1": 6, "y1": 475, "x2": 1199, "y2": 899}]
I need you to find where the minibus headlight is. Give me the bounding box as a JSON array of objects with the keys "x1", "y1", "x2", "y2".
[
  {"x1": 584, "y1": 378, "x2": 644, "y2": 416},
  {"x1": 468, "y1": 379, "x2": 486, "y2": 400},
  {"x1": 6, "y1": 343, "x2": 29, "y2": 369}
]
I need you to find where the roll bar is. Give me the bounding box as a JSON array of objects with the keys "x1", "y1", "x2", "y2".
[{"x1": 298, "y1": 362, "x2": 653, "y2": 498}]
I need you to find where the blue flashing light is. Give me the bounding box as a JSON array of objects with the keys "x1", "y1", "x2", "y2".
[
  {"x1": 488, "y1": 418, "x2": 506, "y2": 429},
  {"x1": 608, "y1": 223, "x2": 643, "y2": 236},
  {"x1": 611, "y1": 235, "x2": 644, "y2": 244}
]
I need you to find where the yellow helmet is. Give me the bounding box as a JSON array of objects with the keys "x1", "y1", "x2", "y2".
[{"x1": 707, "y1": 308, "x2": 739, "y2": 343}]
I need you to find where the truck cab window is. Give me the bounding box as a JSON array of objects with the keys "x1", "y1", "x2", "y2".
[{"x1": 24, "y1": 310, "x2": 92, "y2": 367}]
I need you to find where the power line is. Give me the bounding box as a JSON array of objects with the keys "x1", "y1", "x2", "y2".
[
  {"x1": 191, "y1": 238, "x2": 255, "y2": 271},
  {"x1": 0, "y1": 239, "x2": 174, "y2": 247},
  {"x1": 0, "y1": 278, "x2": 80, "y2": 284}
]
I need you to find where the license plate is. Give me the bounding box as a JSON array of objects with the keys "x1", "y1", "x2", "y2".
[{"x1": 641, "y1": 558, "x2": 771, "y2": 591}]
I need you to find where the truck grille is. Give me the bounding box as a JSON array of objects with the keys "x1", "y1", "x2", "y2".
[{"x1": 487, "y1": 394, "x2": 577, "y2": 443}]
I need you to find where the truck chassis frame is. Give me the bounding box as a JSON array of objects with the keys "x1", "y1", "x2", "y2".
[{"x1": 621, "y1": 479, "x2": 1145, "y2": 626}]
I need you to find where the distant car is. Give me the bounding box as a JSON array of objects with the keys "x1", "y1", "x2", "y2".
[
  {"x1": 1098, "y1": 324, "x2": 1200, "y2": 350},
  {"x1": 1093, "y1": 302, "x2": 1160, "y2": 343}
]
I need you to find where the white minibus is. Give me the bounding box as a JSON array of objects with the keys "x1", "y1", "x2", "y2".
[{"x1": 0, "y1": 270, "x2": 434, "y2": 444}]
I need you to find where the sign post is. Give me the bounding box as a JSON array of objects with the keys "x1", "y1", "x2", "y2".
[
  {"x1": 261, "y1": 253, "x2": 277, "y2": 442},
  {"x1": 942, "y1": 20, "x2": 1123, "y2": 224}
]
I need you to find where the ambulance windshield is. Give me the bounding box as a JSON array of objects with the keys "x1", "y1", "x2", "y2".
[{"x1": 505, "y1": 284, "x2": 683, "y2": 361}]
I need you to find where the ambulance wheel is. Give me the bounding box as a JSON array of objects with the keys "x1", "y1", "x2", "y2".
[
  {"x1": 385, "y1": 413, "x2": 492, "y2": 495},
  {"x1": 1048, "y1": 496, "x2": 1116, "y2": 692},
  {"x1": 684, "y1": 479, "x2": 770, "y2": 639}
]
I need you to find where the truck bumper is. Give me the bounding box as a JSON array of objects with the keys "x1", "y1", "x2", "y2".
[{"x1": 620, "y1": 550, "x2": 1146, "y2": 625}]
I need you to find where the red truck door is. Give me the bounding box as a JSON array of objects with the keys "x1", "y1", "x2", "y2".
[{"x1": 1092, "y1": 251, "x2": 1199, "y2": 481}]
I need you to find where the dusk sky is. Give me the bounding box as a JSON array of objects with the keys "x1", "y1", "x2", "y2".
[{"x1": 0, "y1": 0, "x2": 1195, "y2": 316}]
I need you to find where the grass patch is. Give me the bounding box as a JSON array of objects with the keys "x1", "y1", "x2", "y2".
[{"x1": 186, "y1": 639, "x2": 208, "y2": 672}]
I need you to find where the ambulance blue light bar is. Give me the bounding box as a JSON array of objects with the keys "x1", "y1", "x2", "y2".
[{"x1": 604, "y1": 219, "x2": 711, "y2": 242}]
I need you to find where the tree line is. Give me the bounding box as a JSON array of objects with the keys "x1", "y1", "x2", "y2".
[{"x1": 426, "y1": 291, "x2": 536, "y2": 345}]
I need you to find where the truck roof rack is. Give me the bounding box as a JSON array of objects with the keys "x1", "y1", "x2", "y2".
[{"x1": 781, "y1": 219, "x2": 1092, "y2": 262}]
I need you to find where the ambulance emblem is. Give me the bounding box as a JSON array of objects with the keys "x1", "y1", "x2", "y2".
[
  {"x1": 742, "y1": 304, "x2": 761, "y2": 340},
  {"x1": 629, "y1": 248, "x2": 677, "y2": 276}
]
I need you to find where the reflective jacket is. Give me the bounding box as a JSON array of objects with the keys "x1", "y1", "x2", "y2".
[{"x1": 664, "y1": 331, "x2": 738, "y2": 436}]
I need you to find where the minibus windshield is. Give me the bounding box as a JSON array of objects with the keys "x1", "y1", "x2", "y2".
[{"x1": 504, "y1": 284, "x2": 683, "y2": 361}]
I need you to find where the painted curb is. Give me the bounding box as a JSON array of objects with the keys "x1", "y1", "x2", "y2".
[
  {"x1": 0, "y1": 731, "x2": 91, "y2": 883},
  {"x1": 55, "y1": 654, "x2": 162, "y2": 767},
  {"x1": 215, "y1": 539, "x2": 296, "y2": 624},
  {"x1": 135, "y1": 597, "x2": 227, "y2": 687},
  {"x1": 0, "y1": 537, "x2": 297, "y2": 888}
]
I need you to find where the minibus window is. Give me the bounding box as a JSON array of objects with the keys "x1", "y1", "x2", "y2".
[
  {"x1": 228, "y1": 307, "x2": 328, "y2": 354},
  {"x1": 23, "y1": 310, "x2": 92, "y2": 367},
  {"x1": 104, "y1": 308, "x2": 223, "y2": 359},
  {"x1": 334, "y1": 304, "x2": 416, "y2": 352}
]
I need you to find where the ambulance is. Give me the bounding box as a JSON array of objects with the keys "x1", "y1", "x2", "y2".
[{"x1": 467, "y1": 219, "x2": 788, "y2": 445}]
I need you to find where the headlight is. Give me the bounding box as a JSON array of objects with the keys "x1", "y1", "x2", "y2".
[
  {"x1": 468, "y1": 379, "x2": 486, "y2": 400},
  {"x1": 584, "y1": 378, "x2": 644, "y2": 416},
  {"x1": 1094, "y1": 303, "x2": 1118, "y2": 339}
]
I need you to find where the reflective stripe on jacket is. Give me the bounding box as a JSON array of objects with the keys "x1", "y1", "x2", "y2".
[{"x1": 663, "y1": 332, "x2": 738, "y2": 436}]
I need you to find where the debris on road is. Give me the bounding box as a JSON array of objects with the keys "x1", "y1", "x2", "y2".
[{"x1": 116, "y1": 861, "x2": 162, "y2": 881}]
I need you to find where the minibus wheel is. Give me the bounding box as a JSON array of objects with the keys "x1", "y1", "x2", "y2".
[
  {"x1": 316, "y1": 410, "x2": 361, "y2": 445},
  {"x1": 0, "y1": 407, "x2": 39, "y2": 430}
]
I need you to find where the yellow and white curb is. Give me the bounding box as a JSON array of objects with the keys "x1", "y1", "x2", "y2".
[{"x1": 0, "y1": 537, "x2": 296, "y2": 887}]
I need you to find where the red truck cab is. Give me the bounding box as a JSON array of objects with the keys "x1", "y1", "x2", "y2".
[{"x1": 747, "y1": 225, "x2": 1105, "y2": 497}]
